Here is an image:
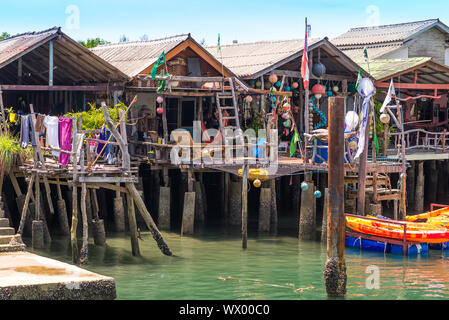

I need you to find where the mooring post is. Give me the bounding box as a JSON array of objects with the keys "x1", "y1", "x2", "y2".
[
  {"x1": 241, "y1": 164, "x2": 249, "y2": 249},
  {"x1": 324, "y1": 96, "x2": 347, "y2": 297}
]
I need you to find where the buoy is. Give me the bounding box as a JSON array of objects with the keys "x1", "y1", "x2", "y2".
[
  {"x1": 380, "y1": 113, "x2": 390, "y2": 124},
  {"x1": 156, "y1": 96, "x2": 164, "y2": 104},
  {"x1": 253, "y1": 179, "x2": 262, "y2": 188},
  {"x1": 301, "y1": 182, "x2": 309, "y2": 191},
  {"x1": 156, "y1": 107, "x2": 164, "y2": 115},
  {"x1": 314, "y1": 190, "x2": 322, "y2": 198}
]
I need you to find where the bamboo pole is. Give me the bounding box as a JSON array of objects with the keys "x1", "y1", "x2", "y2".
[{"x1": 324, "y1": 97, "x2": 346, "y2": 297}]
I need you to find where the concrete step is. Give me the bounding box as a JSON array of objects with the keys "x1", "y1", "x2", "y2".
[
  {"x1": 0, "y1": 243, "x2": 26, "y2": 252},
  {"x1": 0, "y1": 235, "x2": 14, "y2": 245},
  {"x1": 0, "y1": 228, "x2": 14, "y2": 236},
  {"x1": 0, "y1": 218, "x2": 9, "y2": 228}
]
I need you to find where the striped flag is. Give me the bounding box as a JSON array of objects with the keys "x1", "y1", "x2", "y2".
[
  {"x1": 363, "y1": 46, "x2": 369, "y2": 62},
  {"x1": 301, "y1": 18, "x2": 310, "y2": 90}
]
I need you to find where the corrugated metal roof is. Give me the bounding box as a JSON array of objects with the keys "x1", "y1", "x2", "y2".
[
  {"x1": 0, "y1": 27, "x2": 59, "y2": 68},
  {"x1": 91, "y1": 34, "x2": 189, "y2": 77},
  {"x1": 356, "y1": 57, "x2": 435, "y2": 81},
  {"x1": 206, "y1": 38, "x2": 321, "y2": 78},
  {"x1": 340, "y1": 43, "x2": 404, "y2": 61},
  {"x1": 332, "y1": 19, "x2": 442, "y2": 47}
]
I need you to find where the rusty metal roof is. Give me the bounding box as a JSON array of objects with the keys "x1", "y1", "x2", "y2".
[
  {"x1": 0, "y1": 27, "x2": 129, "y2": 85},
  {"x1": 91, "y1": 34, "x2": 189, "y2": 78},
  {"x1": 0, "y1": 27, "x2": 59, "y2": 69},
  {"x1": 333, "y1": 19, "x2": 449, "y2": 47},
  {"x1": 206, "y1": 38, "x2": 321, "y2": 78}
]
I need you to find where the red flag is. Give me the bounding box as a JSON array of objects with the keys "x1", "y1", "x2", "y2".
[{"x1": 301, "y1": 18, "x2": 309, "y2": 89}]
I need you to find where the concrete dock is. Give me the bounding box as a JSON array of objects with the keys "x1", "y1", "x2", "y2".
[{"x1": 0, "y1": 251, "x2": 116, "y2": 300}]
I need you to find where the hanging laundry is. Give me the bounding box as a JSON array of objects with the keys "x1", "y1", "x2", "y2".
[
  {"x1": 9, "y1": 113, "x2": 18, "y2": 124},
  {"x1": 20, "y1": 115, "x2": 36, "y2": 149},
  {"x1": 59, "y1": 118, "x2": 73, "y2": 166},
  {"x1": 43, "y1": 116, "x2": 60, "y2": 157},
  {"x1": 104, "y1": 130, "x2": 115, "y2": 165},
  {"x1": 20, "y1": 115, "x2": 29, "y2": 149},
  {"x1": 96, "y1": 126, "x2": 106, "y2": 156},
  {"x1": 35, "y1": 114, "x2": 46, "y2": 133}
]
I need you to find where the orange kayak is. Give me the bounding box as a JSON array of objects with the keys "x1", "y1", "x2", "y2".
[{"x1": 346, "y1": 215, "x2": 449, "y2": 243}]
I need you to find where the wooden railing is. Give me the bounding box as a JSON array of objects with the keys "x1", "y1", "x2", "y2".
[{"x1": 387, "y1": 128, "x2": 449, "y2": 153}]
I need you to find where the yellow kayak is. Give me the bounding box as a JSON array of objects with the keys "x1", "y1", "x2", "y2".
[{"x1": 406, "y1": 206, "x2": 449, "y2": 228}]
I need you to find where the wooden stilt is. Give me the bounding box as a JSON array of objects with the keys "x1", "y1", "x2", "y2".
[
  {"x1": 324, "y1": 96, "x2": 347, "y2": 297},
  {"x1": 321, "y1": 188, "x2": 329, "y2": 243},
  {"x1": 270, "y1": 178, "x2": 278, "y2": 235},
  {"x1": 241, "y1": 165, "x2": 248, "y2": 249},
  {"x1": 126, "y1": 193, "x2": 140, "y2": 256},
  {"x1": 126, "y1": 183, "x2": 172, "y2": 256},
  {"x1": 415, "y1": 161, "x2": 424, "y2": 213},
  {"x1": 71, "y1": 183, "x2": 79, "y2": 263},
  {"x1": 17, "y1": 174, "x2": 35, "y2": 235},
  {"x1": 80, "y1": 182, "x2": 88, "y2": 264}
]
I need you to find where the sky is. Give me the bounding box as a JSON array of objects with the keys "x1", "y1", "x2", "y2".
[{"x1": 1, "y1": 0, "x2": 449, "y2": 45}]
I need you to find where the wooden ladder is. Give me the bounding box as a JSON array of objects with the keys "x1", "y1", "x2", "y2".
[{"x1": 215, "y1": 77, "x2": 245, "y2": 156}]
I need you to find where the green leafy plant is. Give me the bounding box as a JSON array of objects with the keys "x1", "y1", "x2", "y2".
[
  {"x1": 65, "y1": 102, "x2": 127, "y2": 131},
  {"x1": 0, "y1": 132, "x2": 31, "y2": 171}
]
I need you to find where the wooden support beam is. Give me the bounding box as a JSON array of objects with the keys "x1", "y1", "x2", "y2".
[{"x1": 18, "y1": 174, "x2": 35, "y2": 235}]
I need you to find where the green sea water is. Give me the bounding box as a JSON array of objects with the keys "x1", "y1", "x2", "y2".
[{"x1": 27, "y1": 223, "x2": 449, "y2": 300}]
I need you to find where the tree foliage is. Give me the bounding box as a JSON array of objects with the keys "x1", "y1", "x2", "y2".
[
  {"x1": 79, "y1": 37, "x2": 110, "y2": 49},
  {"x1": 0, "y1": 32, "x2": 10, "y2": 40}
]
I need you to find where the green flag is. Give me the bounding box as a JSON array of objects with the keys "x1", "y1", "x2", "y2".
[
  {"x1": 151, "y1": 51, "x2": 166, "y2": 80},
  {"x1": 355, "y1": 68, "x2": 363, "y2": 90},
  {"x1": 217, "y1": 33, "x2": 221, "y2": 53},
  {"x1": 363, "y1": 46, "x2": 369, "y2": 62},
  {"x1": 290, "y1": 129, "x2": 300, "y2": 157}
]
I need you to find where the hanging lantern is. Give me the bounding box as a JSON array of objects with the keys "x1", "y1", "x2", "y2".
[
  {"x1": 282, "y1": 102, "x2": 291, "y2": 112},
  {"x1": 285, "y1": 85, "x2": 291, "y2": 92},
  {"x1": 314, "y1": 190, "x2": 322, "y2": 199},
  {"x1": 292, "y1": 82, "x2": 299, "y2": 89},
  {"x1": 283, "y1": 120, "x2": 291, "y2": 127},
  {"x1": 311, "y1": 84, "x2": 325, "y2": 100},
  {"x1": 264, "y1": 82, "x2": 272, "y2": 90},
  {"x1": 156, "y1": 107, "x2": 164, "y2": 115},
  {"x1": 380, "y1": 113, "x2": 390, "y2": 124},
  {"x1": 301, "y1": 182, "x2": 309, "y2": 191},
  {"x1": 275, "y1": 81, "x2": 281, "y2": 88},
  {"x1": 156, "y1": 96, "x2": 164, "y2": 104},
  {"x1": 255, "y1": 81, "x2": 262, "y2": 88},
  {"x1": 245, "y1": 95, "x2": 253, "y2": 103},
  {"x1": 333, "y1": 85, "x2": 340, "y2": 93},
  {"x1": 349, "y1": 141, "x2": 358, "y2": 151},
  {"x1": 282, "y1": 112, "x2": 289, "y2": 119},
  {"x1": 253, "y1": 179, "x2": 262, "y2": 188},
  {"x1": 312, "y1": 62, "x2": 326, "y2": 78},
  {"x1": 269, "y1": 73, "x2": 278, "y2": 84}
]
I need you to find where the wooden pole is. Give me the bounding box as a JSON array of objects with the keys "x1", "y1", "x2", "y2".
[
  {"x1": 324, "y1": 96, "x2": 346, "y2": 297},
  {"x1": 242, "y1": 164, "x2": 249, "y2": 249},
  {"x1": 17, "y1": 174, "x2": 35, "y2": 235},
  {"x1": 126, "y1": 182, "x2": 172, "y2": 256},
  {"x1": 126, "y1": 193, "x2": 140, "y2": 256},
  {"x1": 356, "y1": 99, "x2": 373, "y2": 215}
]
